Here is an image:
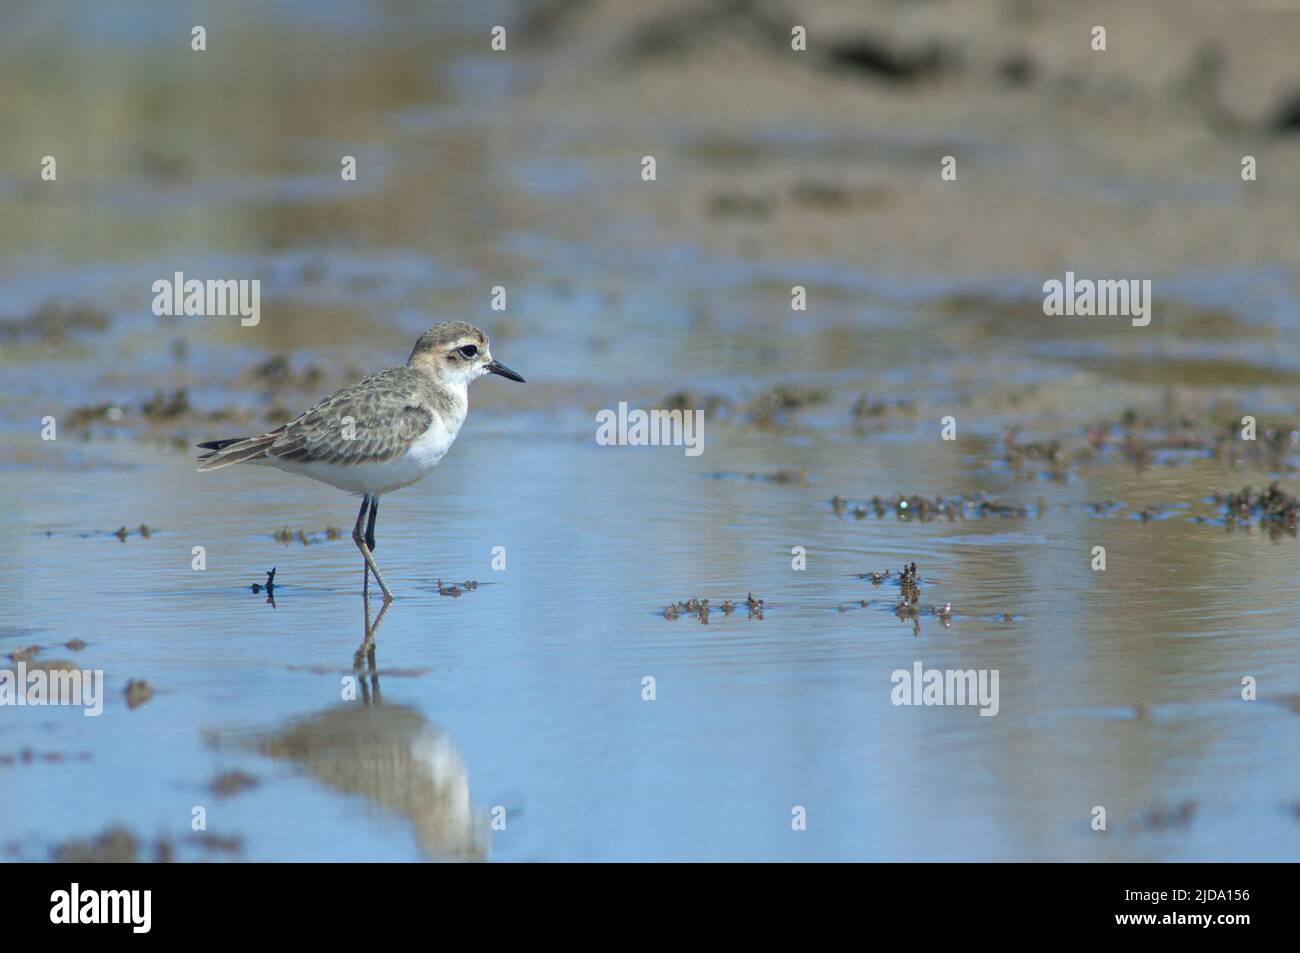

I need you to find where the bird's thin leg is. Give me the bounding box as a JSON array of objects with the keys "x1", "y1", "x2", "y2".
[
  {"x1": 354, "y1": 589, "x2": 389, "y2": 697},
  {"x1": 363, "y1": 496, "x2": 379, "y2": 597},
  {"x1": 355, "y1": 590, "x2": 373, "y2": 685},
  {"x1": 356, "y1": 495, "x2": 371, "y2": 598},
  {"x1": 365, "y1": 495, "x2": 379, "y2": 552},
  {"x1": 353, "y1": 495, "x2": 393, "y2": 601}
]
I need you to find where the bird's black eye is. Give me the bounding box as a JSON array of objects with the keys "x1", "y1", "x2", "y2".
[{"x1": 458, "y1": 344, "x2": 478, "y2": 358}]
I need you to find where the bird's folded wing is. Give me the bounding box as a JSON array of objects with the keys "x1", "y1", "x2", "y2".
[{"x1": 267, "y1": 378, "x2": 434, "y2": 465}]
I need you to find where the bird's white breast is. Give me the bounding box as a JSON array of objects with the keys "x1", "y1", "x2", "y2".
[{"x1": 405, "y1": 417, "x2": 459, "y2": 472}]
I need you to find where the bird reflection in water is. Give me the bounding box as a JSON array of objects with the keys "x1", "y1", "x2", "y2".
[{"x1": 235, "y1": 593, "x2": 488, "y2": 860}]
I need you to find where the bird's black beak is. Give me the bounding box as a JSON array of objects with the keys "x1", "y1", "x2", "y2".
[{"x1": 486, "y1": 359, "x2": 525, "y2": 383}]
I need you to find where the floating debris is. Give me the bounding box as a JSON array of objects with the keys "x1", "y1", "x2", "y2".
[
  {"x1": 1137, "y1": 801, "x2": 1197, "y2": 832},
  {"x1": 1135, "y1": 505, "x2": 1163, "y2": 523},
  {"x1": 665, "y1": 597, "x2": 707, "y2": 623},
  {"x1": 833, "y1": 493, "x2": 1031, "y2": 521},
  {"x1": 210, "y1": 769, "x2": 260, "y2": 799},
  {"x1": 249, "y1": 354, "x2": 324, "y2": 391},
  {"x1": 1210, "y1": 419, "x2": 1296, "y2": 470},
  {"x1": 0, "y1": 748, "x2": 91, "y2": 768},
  {"x1": 1214, "y1": 482, "x2": 1299, "y2": 535},
  {"x1": 65, "y1": 402, "x2": 127, "y2": 429},
  {"x1": 124, "y1": 680, "x2": 154, "y2": 710},
  {"x1": 746, "y1": 384, "x2": 830, "y2": 428},
  {"x1": 822, "y1": 34, "x2": 954, "y2": 84},
  {"x1": 1002, "y1": 430, "x2": 1082, "y2": 482},
  {"x1": 899, "y1": 562, "x2": 919, "y2": 602},
  {"x1": 52, "y1": 826, "x2": 139, "y2": 863},
  {"x1": 273, "y1": 526, "x2": 341, "y2": 545},
  {"x1": 1066, "y1": 407, "x2": 1300, "y2": 475},
  {"x1": 707, "y1": 469, "x2": 808, "y2": 484},
  {"x1": 51, "y1": 825, "x2": 242, "y2": 862},
  {"x1": 436, "y1": 579, "x2": 478, "y2": 597},
  {"x1": 984, "y1": 406, "x2": 1298, "y2": 482},
  {"x1": 848, "y1": 563, "x2": 957, "y2": 635},
  {"x1": 661, "y1": 390, "x2": 732, "y2": 417},
  {"x1": 0, "y1": 301, "x2": 108, "y2": 343},
  {"x1": 851, "y1": 394, "x2": 915, "y2": 421},
  {"x1": 30, "y1": 659, "x2": 78, "y2": 676},
  {"x1": 663, "y1": 595, "x2": 763, "y2": 623},
  {"x1": 140, "y1": 388, "x2": 191, "y2": 420},
  {"x1": 893, "y1": 563, "x2": 922, "y2": 634}
]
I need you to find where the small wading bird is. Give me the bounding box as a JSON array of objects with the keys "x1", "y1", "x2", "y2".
[{"x1": 197, "y1": 322, "x2": 524, "y2": 601}]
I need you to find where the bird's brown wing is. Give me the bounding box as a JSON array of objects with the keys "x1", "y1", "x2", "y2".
[
  {"x1": 196, "y1": 367, "x2": 433, "y2": 471},
  {"x1": 266, "y1": 368, "x2": 434, "y2": 465}
]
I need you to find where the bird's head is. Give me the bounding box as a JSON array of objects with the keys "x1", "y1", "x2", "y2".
[{"x1": 408, "y1": 322, "x2": 525, "y2": 387}]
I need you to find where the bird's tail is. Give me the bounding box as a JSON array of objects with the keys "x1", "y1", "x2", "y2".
[{"x1": 196, "y1": 434, "x2": 277, "y2": 471}]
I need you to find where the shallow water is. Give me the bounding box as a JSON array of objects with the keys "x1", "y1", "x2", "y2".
[
  {"x1": 3, "y1": 1, "x2": 1300, "y2": 862},
  {"x1": 6, "y1": 420, "x2": 1300, "y2": 861}
]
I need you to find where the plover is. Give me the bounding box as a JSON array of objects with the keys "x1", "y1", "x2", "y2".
[{"x1": 197, "y1": 322, "x2": 524, "y2": 601}]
